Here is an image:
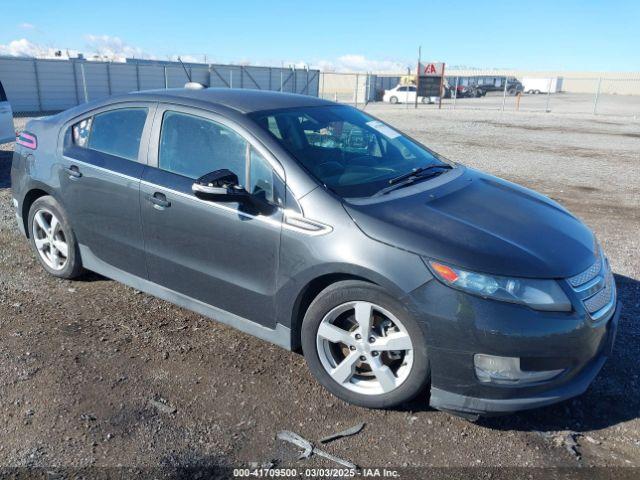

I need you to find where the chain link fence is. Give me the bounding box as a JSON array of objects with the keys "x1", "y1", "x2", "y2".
[
  {"x1": 2, "y1": 56, "x2": 638, "y2": 118},
  {"x1": 319, "y1": 71, "x2": 640, "y2": 118}
]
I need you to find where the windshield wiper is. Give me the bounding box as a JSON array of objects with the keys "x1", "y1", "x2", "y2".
[
  {"x1": 387, "y1": 164, "x2": 452, "y2": 185},
  {"x1": 374, "y1": 164, "x2": 453, "y2": 197}
]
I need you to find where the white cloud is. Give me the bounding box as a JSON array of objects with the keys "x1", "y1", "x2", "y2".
[
  {"x1": 0, "y1": 37, "x2": 409, "y2": 73},
  {"x1": 84, "y1": 34, "x2": 150, "y2": 61},
  {"x1": 312, "y1": 54, "x2": 410, "y2": 73},
  {"x1": 168, "y1": 54, "x2": 205, "y2": 64},
  {"x1": 0, "y1": 38, "x2": 64, "y2": 58},
  {"x1": 18, "y1": 22, "x2": 36, "y2": 30},
  {"x1": 0, "y1": 36, "x2": 151, "y2": 62}
]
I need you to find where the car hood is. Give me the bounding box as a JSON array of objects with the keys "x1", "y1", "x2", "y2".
[{"x1": 343, "y1": 167, "x2": 597, "y2": 278}]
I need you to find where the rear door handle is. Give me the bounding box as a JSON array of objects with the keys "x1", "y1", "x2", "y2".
[
  {"x1": 65, "y1": 165, "x2": 82, "y2": 178},
  {"x1": 148, "y1": 192, "x2": 171, "y2": 209}
]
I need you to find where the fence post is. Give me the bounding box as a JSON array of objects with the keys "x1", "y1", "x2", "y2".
[
  {"x1": 321, "y1": 72, "x2": 325, "y2": 99},
  {"x1": 72, "y1": 60, "x2": 80, "y2": 105},
  {"x1": 292, "y1": 66, "x2": 297, "y2": 93},
  {"x1": 501, "y1": 76, "x2": 508, "y2": 111},
  {"x1": 354, "y1": 73, "x2": 359, "y2": 108},
  {"x1": 163, "y1": 66, "x2": 168, "y2": 89},
  {"x1": 593, "y1": 77, "x2": 602, "y2": 115},
  {"x1": 80, "y1": 62, "x2": 89, "y2": 103},
  {"x1": 453, "y1": 76, "x2": 459, "y2": 110},
  {"x1": 33, "y1": 59, "x2": 43, "y2": 112},
  {"x1": 545, "y1": 78, "x2": 552, "y2": 112},
  {"x1": 136, "y1": 63, "x2": 141, "y2": 91},
  {"x1": 230, "y1": 70, "x2": 233, "y2": 88},
  {"x1": 106, "y1": 62, "x2": 112, "y2": 95}
]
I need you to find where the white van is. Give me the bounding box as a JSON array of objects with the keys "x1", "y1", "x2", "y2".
[{"x1": 0, "y1": 80, "x2": 15, "y2": 144}]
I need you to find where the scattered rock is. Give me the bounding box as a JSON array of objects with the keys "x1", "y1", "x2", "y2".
[{"x1": 149, "y1": 397, "x2": 177, "y2": 415}]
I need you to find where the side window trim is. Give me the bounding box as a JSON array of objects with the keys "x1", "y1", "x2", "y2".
[
  {"x1": 58, "y1": 101, "x2": 158, "y2": 165},
  {"x1": 147, "y1": 103, "x2": 285, "y2": 181}
]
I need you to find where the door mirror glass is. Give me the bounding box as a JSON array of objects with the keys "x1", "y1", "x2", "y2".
[{"x1": 192, "y1": 169, "x2": 248, "y2": 202}]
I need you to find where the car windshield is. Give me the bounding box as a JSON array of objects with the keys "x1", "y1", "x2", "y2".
[{"x1": 249, "y1": 105, "x2": 452, "y2": 198}]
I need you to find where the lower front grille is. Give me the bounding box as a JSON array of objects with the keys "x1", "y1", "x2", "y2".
[{"x1": 584, "y1": 270, "x2": 614, "y2": 314}]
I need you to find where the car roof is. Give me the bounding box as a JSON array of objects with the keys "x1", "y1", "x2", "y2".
[{"x1": 124, "y1": 88, "x2": 335, "y2": 114}]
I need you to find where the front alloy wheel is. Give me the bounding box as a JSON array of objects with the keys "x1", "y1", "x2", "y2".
[
  {"x1": 302, "y1": 281, "x2": 430, "y2": 408},
  {"x1": 316, "y1": 301, "x2": 414, "y2": 395}
]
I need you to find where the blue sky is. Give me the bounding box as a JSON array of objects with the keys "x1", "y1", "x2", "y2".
[{"x1": 1, "y1": 0, "x2": 639, "y2": 71}]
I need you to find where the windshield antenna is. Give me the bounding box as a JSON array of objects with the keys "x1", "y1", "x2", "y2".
[{"x1": 177, "y1": 56, "x2": 192, "y2": 82}]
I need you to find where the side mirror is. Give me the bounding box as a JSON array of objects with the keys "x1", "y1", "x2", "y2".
[{"x1": 192, "y1": 169, "x2": 249, "y2": 202}]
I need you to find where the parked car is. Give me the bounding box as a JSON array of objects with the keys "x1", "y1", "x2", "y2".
[
  {"x1": 451, "y1": 84, "x2": 485, "y2": 98},
  {"x1": 0, "y1": 80, "x2": 15, "y2": 144},
  {"x1": 382, "y1": 84, "x2": 436, "y2": 104},
  {"x1": 11, "y1": 88, "x2": 620, "y2": 417}
]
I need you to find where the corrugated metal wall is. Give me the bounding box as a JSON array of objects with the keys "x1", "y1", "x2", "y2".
[{"x1": 0, "y1": 57, "x2": 320, "y2": 113}]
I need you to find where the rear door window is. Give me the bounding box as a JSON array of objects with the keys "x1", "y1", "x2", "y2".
[{"x1": 88, "y1": 108, "x2": 148, "y2": 161}]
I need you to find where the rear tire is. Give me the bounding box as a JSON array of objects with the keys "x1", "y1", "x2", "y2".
[
  {"x1": 301, "y1": 280, "x2": 430, "y2": 409},
  {"x1": 28, "y1": 196, "x2": 84, "y2": 279},
  {"x1": 389, "y1": 96, "x2": 398, "y2": 104}
]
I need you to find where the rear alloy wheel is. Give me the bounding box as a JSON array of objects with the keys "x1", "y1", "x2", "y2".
[
  {"x1": 302, "y1": 281, "x2": 429, "y2": 408},
  {"x1": 28, "y1": 196, "x2": 84, "y2": 279},
  {"x1": 32, "y1": 208, "x2": 68, "y2": 271}
]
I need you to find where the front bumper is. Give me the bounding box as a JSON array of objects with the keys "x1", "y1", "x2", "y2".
[
  {"x1": 405, "y1": 276, "x2": 620, "y2": 416},
  {"x1": 429, "y1": 301, "x2": 619, "y2": 415}
]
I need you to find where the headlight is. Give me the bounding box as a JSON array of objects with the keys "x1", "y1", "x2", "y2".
[{"x1": 427, "y1": 260, "x2": 571, "y2": 312}]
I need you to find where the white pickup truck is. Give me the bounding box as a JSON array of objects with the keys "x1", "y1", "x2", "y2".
[{"x1": 0, "y1": 79, "x2": 14, "y2": 144}]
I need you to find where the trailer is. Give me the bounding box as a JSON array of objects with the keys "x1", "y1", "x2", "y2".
[{"x1": 522, "y1": 77, "x2": 563, "y2": 94}]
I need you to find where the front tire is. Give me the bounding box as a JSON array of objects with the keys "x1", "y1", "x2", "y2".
[
  {"x1": 301, "y1": 281, "x2": 430, "y2": 408},
  {"x1": 28, "y1": 195, "x2": 84, "y2": 279}
]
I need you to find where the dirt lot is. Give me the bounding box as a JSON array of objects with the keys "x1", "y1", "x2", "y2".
[{"x1": 0, "y1": 108, "x2": 639, "y2": 474}]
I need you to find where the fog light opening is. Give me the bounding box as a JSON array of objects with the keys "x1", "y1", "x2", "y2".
[{"x1": 474, "y1": 354, "x2": 564, "y2": 385}]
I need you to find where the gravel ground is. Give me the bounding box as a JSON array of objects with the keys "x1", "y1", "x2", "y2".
[
  {"x1": 0, "y1": 109, "x2": 638, "y2": 473},
  {"x1": 413, "y1": 92, "x2": 640, "y2": 117}
]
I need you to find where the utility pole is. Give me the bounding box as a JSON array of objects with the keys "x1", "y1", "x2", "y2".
[{"x1": 414, "y1": 46, "x2": 421, "y2": 109}]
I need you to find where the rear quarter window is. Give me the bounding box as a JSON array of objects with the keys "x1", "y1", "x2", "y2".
[{"x1": 0, "y1": 81, "x2": 7, "y2": 102}]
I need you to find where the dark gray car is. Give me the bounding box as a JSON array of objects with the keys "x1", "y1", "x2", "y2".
[{"x1": 11, "y1": 88, "x2": 620, "y2": 416}]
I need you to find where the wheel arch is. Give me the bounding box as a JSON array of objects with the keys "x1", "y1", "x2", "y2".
[
  {"x1": 289, "y1": 273, "x2": 377, "y2": 352},
  {"x1": 21, "y1": 185, "x2": 56, "y2": 238}
]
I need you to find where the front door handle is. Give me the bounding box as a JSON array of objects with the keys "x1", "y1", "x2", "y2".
[
  {"x1": 65, "y1": 165, "x2": 82, "y2": 178},
  {"x1": 148, "y1": 192, "x2": 171, "y2": 209}
]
